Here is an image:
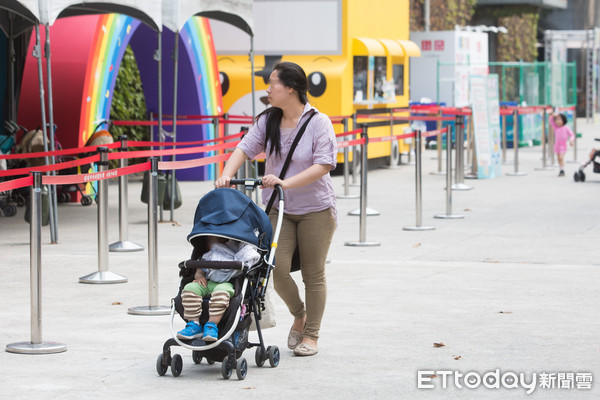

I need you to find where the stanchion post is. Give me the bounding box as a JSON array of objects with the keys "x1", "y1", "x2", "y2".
[
  {"x1": 549, "y1": 107, "x2": 556, "y2": 166},
  {"x1": 573, "y1": 109, "x2": 578, "y2": 162},
  {"x1": 338, "y1": 118, "x2": 359, "y2": 199},
  {"x1": 507, "y1": 109, "x2": 527, "y2": 176},
  {"x1": 129, "y1": 158, "x2": 170, "y2": 315},
  {"x1": 351, "y1": 114, "x2": 359, "y2": 186},
  {"x1": 6, "y1": 172, "x2": 66, "y2": 354},
  {"x1": 452, "y1": 114, "x2": 472, "y2": 190},
  {"x1": 403, "y1": 131, "x2": 435, "y2": 231},
  {"x1": 212, "y1": 116, "x2": 220, "y2": 182},
  {"x1": 346, "y1": 125, "x2": 380, "y2": 247},
  {"x1": 348, "y1": 123, "x2": 380, "y2": 216},
  {"x1": 110, "y1": 136, "x2": 143, "y2": 252},
  {"x1": 80, "y1": 147, "x2": 128, "y2": 284},
  {"x1": 502, "y1": 113, "x2": 507, "y2": 163},
  {"x1": 536, "y1": 109, "x2": 552, "y2": 171},
  {"x1": 435, "y1": 126, "x2": 464, "y2": 219}
]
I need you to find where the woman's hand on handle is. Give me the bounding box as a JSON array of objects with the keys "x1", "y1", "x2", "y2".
[
  {"x1": 261, "y1": 174, "x2": 285, "y2": 190},
  {"x1": 215, "y1": 175, "x2": 233, "y2": 188}
]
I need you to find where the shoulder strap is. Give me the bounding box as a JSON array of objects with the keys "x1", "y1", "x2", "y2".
[{"x1": 265, "y1": 110, "x2": 316, "y2": 215}]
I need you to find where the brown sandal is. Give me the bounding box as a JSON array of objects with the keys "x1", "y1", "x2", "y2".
[{"x1": 293, "y1": 342, "x2": 318, "y2": 356}]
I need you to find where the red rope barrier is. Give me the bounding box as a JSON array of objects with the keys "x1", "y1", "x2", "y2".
[
  {"x1": 108, "y1": 140, "x2": 240, "y2": 161},
  {"x1": 129, "y1": 131, "x2": 245, "y2": 148},
  {"x1": 369, "y1": 131, "x2": 416, "y2": 144},
  {"x1": 335, "y1": 129, "x2": 362, "y2": 138},
  {"x1": 0, "y1": 141, "x2": 121, "y2": 161},
  {"x1": 0, "y1": 175, "x2": 33, "y2": 193},
  {"x1": 422, "y1": 127, "x2": 448, "y2": 138},
  {"x1": 0, "y1": 154, "x2": 100, "y2": 178},
  {"x1": 42, "y1": 161, "x2": 151, "y2": 186},
  {"x1": 112, "y1": 120, "x2": 212, "y2": 126},
  {"x1": 337, "y1": 137, "x2": 366, "y2": 149}
]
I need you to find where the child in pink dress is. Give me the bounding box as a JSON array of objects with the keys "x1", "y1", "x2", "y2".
[{"x1": 549, "y1": 113, "x2": 575, "y2": 176}]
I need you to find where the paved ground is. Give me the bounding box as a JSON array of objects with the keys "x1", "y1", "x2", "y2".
[{"x1": 1, "y1": 118, "x2": 599, "y2": 399}]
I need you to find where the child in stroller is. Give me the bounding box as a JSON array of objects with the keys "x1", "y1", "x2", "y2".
[
  {"x1": 156, "y1": 179, "x2": 284, "y2": 380},
  {"x1": 176, "y1": 235, "x2": 260, "y2": 341},
  {"x1": 574, "y1": 142, "x2": 600, "y2": 182}
]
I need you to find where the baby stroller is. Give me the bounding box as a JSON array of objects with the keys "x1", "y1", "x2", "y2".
[
  {"x1": 573, "y1": 140, "x2": 600, "y2": 182},
  {"x1": 156, "y1": 179, "x2": 283, "y2": 380}
]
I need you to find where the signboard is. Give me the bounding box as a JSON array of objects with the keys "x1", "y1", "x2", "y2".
[{"x1": 470, "y1": 74, "x2": 502, "y2": 178}]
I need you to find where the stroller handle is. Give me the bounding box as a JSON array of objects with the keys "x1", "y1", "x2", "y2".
[
  {"x1": 230, "y1": 178, "x2": 284, "y2": 202},
  {"x1": 179, "y1": 259, "x2": 243, "y2": 270}
]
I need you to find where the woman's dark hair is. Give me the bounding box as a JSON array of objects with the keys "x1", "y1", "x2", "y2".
[
  {"x1": 558, "y1": 113, "x2": 567, "y2": 125},
  {"x1": 255, "y1": 62, "x2": 309, "y2": 156}
]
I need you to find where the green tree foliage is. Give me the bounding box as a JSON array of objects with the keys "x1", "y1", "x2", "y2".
[
  {"x1": 410, "y1": 0, "x2": 477, "y2": 31},
  {"x1": 109, "y1": 45, "x2": 150, "y2": 167},
  {"x1": 109, "y1": 45, "x2": 149, "y2": 143}
]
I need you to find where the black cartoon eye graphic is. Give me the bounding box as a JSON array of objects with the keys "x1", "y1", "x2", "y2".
[
  {"x1": 219, "y1": 72, "x2": 229, "y2": 96},
  {"x1": 308, "y1": 72, "x2": 326, "y2": 97}
]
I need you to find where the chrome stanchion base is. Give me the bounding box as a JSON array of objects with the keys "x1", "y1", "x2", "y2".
[
  {"x1": 402, "y1": 225, "x2": 435, "y2": 231},
  {"x1": 506, "y1": 172, "x2": 527, "y2": 176},
  {"x1": 451, "y1": 183, "x2": 473, "y2": 191},
  {"x1": 434, "y1": 213, "x2": 464, "y2": 219},
  {"x1": 430, "y1": 171, "x2": 446, "y2": 176},
  {"x1": 79, "y1": 271, "x2": 128, "y2": 284},
  {"x1": 109, "y1": 240, "x2": 144, "y2": 252},
  {"x1": 348, "y1": 207, "x2": 380, "y2": 216},
  {"x1": 464, "y1": 174, "x2": 478, "y2": 180},
  {"x1": 337, "y1": 193, "x2": 360, "y2": 199},
  {"x1": 350, "y1": 182, "x2": 360, "y2": 187},
  {"x1": 127, "y1": 306, "x2": 171, "y2": 316},
  {"x1": 345, "y1": 241, "x2": 381, "y2": 247},
  {"x1": 6, "y1": 341, "x2": 67, "y2": 354},
  {"x1": 534, "y1": 166, "x2": 554, "y2": 171}
]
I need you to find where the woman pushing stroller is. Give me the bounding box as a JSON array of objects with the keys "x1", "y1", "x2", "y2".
[{"x1": 216, "y1": 61, "x2": 337, "y2": 357}]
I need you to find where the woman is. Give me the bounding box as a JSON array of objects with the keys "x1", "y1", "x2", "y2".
[{"x1": 215, "y1": 62, "x2": 337, "y2": 356}]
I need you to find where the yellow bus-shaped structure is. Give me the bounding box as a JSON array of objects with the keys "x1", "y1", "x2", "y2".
[{"x1": 213, "y1": 0, "x2": 420, "y2": 167}]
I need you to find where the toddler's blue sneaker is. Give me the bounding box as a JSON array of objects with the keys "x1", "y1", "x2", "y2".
[
  {"x1": 203, "y1": 322, "x2": 219, "y2": 342},
  {"x1": 177, "y1": 321, "x2": 203, "y2": 340}
]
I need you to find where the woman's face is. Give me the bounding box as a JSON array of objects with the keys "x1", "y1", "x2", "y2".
[{"x1": 266, "y1": 70, "x2": 292, "y2": 107}]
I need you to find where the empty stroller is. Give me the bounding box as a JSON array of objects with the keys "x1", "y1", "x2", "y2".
[
  {"x1": 156, "y1": 179, "x2": 283, "y2": 380},
  {"x1": 574, "y1": 140, "x2": 600, "y2": 182}
]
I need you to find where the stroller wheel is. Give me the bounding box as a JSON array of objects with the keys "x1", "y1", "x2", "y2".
[
  {"x1": 580, "y1": 171, "x2": 586, "y2": 182},
  {"x1": 255, "y1": 346, "x2": 265, "y2": 367},
  {"x1": 574, "y1": 171, "x2": 580, "y2": 182},
  {"x1": 206, "y1": 358, "x2": 215, "y2": 365},
  {"x1": 171, "y1": 353, "x2": 183, "y2": 377},
  {"x1": 267, "y1": 345, "x2": 280, "y2": 368},
  {"x1": 221, "y1": 357, "x2": 233, "y2": 380},
  {"x1": 58, "y1": 192, "x2": 71, "y2": 203},
  {"x1": 236, "y1": 357, "x2": 248, "y2": 380},
  {"x1": 81, "y1": 196, "x2": 93, "y2": 206},
  {"x1": 192, "y1": 351, "x2": 203, "y2": 364},
  {"x1": 156, "y1": 353, "x2": 169, "y2": 376},
  {"x1": 2, "y1": 205, "x2": 17, "y2": 217}
]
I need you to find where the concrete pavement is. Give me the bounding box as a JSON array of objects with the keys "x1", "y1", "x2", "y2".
[{"x1": 0, "y1": 118, "x2": 599, "y2": 399}]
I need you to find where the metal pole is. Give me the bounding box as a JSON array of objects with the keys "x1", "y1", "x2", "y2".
[
  {"x1": 170, "y1": 32, "x2": 179, "y2": 223},
  {"x1": 404, "y1": 131, "x2": 434, "y2": 231},
  {"x1": 6, "y1": 172, "x2": 66, "y2": 354},
  {"x1": 110, "y1": 136, "x2": 143, "y2": 252},
  {"x1": 338, "y1": 118, "x2": 358, "y2": 199},
  {"x1": 33, "y1": 24, "x2": 57, "y2": 243},
  {"x1": 348, "y1": 123, "x2": 380, "y2": 216},
  {"x1": 536, "y1": 109, "x2": 552, "y2": 171},
  {"x1": 502, "y1": 113, "x2": 507, "y2": 163},
  {"x1": 507, "y1": 109, "x2": 527, "y2": 176},
  {"x1": 346, "y1": 126, "x2": 380, "y2": 247},
  {"x1": 79, "y1": 147, "x2": 127, "y2": 284},
  {"x1": 435, "y1": 126, "x2": 464, "y2": 219},
  {"x1": 44, "y1": 24, "x2": 58, "y2": 244},
  {"x1": 452, "y1": 114, "x2": 472, "y2": 190},
  {"x1": 129, "y1": 158, "x2": 170, "y2": 315},
  {"x1": 351, "y1": 114, "x2": 359, "y2": 186},
  {"x1": 213, "y1": 116, "x2": 220, "y2": 182},
  {"x1": 155, "y1": 33, "x2": 164, "y2": 223}
]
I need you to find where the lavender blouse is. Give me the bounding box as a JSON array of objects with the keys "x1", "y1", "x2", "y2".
[{"x1": 237, "y1": 103, "x2": 337, "y2": 216}]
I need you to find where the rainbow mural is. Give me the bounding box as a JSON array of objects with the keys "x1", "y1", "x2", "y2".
[
  {"x1": 79, "y1": 14, "x2": 140, "y2": 145},
  {"x1": 76, "y1": 14, "x2": 224, "y2": 180}
]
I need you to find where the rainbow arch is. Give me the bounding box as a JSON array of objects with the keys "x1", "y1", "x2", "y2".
[{"x1": 18, "y1": 13, "x2": 223, "y2": 181}]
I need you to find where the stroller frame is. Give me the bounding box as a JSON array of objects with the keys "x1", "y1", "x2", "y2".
[
  {"x1": 574, "y1": 139, "x2": 600, "y2": 182},
  {"x1": 156, "y1": 179, "x2": 285, "y2": 380}
]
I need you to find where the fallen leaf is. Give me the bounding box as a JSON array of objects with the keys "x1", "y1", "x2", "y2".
[
  {"x1": 172, "y1": 221, "x2": 181, "y2": 227},
  {"x1": 242, "y1": 387, "x2": 256, "y2": 390},
  {"x1": 426, "y1": 374, "x2": 437, "y2": 378},
  {"x1": 112, "y1": 301, "x2": 122, "y2": 305},
  {"x1": 498, "y1": 311, "x2": 512, "y2": 314},
  {"x1": 413, "y1": 243, "x2": 422, "y2": 248},
  {"x1": 464, "y1": 208, "x2": 471, "y2": 212},
  {"x1": 454, "y1": 355, "x2": 462, "y2": 360},
  {"x1": 433, "y1": 342, "x2": 445, "y2": 348}
]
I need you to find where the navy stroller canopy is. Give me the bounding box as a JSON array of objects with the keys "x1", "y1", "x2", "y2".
[{"x1": 188, "y1": 188, "x2": 272, "y2": 251}]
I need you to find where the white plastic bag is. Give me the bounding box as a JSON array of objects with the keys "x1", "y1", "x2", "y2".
[{"x1": 250, "y1": 277, "x2": 276, "y2": 330}]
